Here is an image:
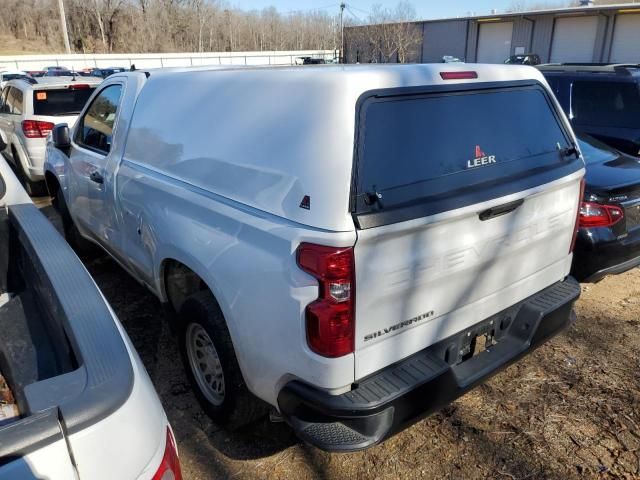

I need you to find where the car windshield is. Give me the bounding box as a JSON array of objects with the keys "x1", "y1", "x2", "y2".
[
  {"x1": 572, "y1": 81, "x2": 640, "y2": 128},
  {"x1": 577, "y1": 136, "x2": 619, "y2": 165},
  {"x1": 33, "y1": 88, "x2": 95, "y2": 116}
]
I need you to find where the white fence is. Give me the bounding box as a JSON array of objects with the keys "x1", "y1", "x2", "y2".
[{"x1": 0, "y1": 50, "x2": 337, "y2": 71}]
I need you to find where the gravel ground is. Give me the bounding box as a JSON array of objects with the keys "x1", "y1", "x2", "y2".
[{"x1": 77, "y1": 250, "x2": 640, "y2": 480}]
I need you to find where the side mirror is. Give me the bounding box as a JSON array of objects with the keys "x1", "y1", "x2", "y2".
[{"x1": 52, "y1": 123, "x2": 71, "y2": 150}]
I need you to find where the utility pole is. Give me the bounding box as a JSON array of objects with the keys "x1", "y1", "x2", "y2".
[
  {"x1": 339, "y1": 2, "x2": 345, "y2": 63},
  {"x1": 57, "y1": 0, "x2": 72, "y2": 54}
]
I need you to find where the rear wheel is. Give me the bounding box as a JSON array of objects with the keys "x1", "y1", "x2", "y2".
[
  {"x1": 178, "y1": 290, "x2": 267, "y2": 428},
  {"x1": 12, "y1": 148, "x2": 45, "y2": 197}
]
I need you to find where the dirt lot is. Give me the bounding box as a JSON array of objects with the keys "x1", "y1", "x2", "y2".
[{"x1": 76, "y1": 252, "x2": 640, "y2": 480}]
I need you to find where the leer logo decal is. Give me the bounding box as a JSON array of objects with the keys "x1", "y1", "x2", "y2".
[{"x1": 467, "y1": 145, "x2": 496, "y2": 169}]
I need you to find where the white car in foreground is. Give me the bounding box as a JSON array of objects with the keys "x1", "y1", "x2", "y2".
[
  {"x1": 0, "y1": 157, "x2": 181, "y2": 479},
  {"x1": 0, "y1": 77, "x2": 102, "y2": 195}
]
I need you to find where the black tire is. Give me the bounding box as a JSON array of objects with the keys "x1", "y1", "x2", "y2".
[
  {"x1": 51, "y1": 187, "x2": 97, "y2": 255},
  {"x1": 12, "y1": 149, "x2": 45, "y2": 196},
  {"x1": 178, "y1": 290, "x2": 268, "y2": 429}
]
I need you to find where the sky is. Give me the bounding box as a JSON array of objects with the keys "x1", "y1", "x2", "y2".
[{"x1": 229, "y1": 0, "x2": 541, "y2": 20}]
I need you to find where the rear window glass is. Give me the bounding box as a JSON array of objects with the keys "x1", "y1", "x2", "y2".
[
  {"x1": 572, "y1": 81, "x2": 640, "y2": 128},
  {"x1": 2, "y1": 74, "x2": 27, "y2": 82},
  {"x1": 354, "y1": 86, "x2": 574, "y2": 221},
  {"x1": 33, "y1": 88, "x2": 95, "y2": 116}
]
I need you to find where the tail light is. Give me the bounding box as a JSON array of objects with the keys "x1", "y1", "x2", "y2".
[
  {"x1": 579, "y1": 201, "x2": 624, "y2": 228},
  {"x1": 440, "y1": 71, "x2": 478, "y2": 80},
  {"x1": 69, "y1": 83, "x2": 90, "y2": 89},
  {"x1": 152, "y1": 428, "x2": 182, "y2": 480},
  {"x1": 570, "y1": 179, "x2": 586, "y2": 253},
  {"x1": 22, "y1": 120, "x2": 54, "y2": 139},
  {"x1": 297, "y1": 243, "x2": 355, "y2": 358}
]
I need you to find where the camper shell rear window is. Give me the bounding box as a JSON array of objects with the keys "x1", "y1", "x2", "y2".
[{"x1": 352, "y1": 81, "x2": 583, "y2": 229}]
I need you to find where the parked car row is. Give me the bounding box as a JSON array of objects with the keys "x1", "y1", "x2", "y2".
[{"x1": 0, "y1": 61, "x2": 638, "y2": 464}]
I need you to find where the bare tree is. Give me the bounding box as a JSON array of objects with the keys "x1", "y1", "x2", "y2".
[
  {"x1": 0, "y1": 0, "x2": 341, "y2": 54},
  {"x1": 360, "y1": 1, "x2": 422, "y2": 63}
]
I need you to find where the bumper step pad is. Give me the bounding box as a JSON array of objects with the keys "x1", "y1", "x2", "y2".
[{"x1": 278, "y1": 277, "x2": 581, "y2": 452}]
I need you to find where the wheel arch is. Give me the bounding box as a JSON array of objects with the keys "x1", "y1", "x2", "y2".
[
  {"x1": 157, "y1": 256, "x2": 233, "y2": 331},
  {"x1": 158, "y1": 256, "x2": 250, "y2": 381},
  {"x1": 44, "y1": 170, "x2": 60, "y2": 197}
]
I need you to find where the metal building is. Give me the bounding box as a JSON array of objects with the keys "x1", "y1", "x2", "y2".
[{"x1": 345, "y1": 3, "x2": 640, "y2": 64}]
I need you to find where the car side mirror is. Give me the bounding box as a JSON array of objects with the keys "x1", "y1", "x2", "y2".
[{"x1": 52, "y1": 123, "x2": 71, "y2": 154}]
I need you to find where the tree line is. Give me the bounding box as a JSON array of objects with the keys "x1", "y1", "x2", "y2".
[{"x1": 0, "y1": 0, "x2": 340, "y2": 54}]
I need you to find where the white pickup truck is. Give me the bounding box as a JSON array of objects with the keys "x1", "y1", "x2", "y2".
[{"x1": 44, "y1": 64, "x2": 584, "y2": 452}]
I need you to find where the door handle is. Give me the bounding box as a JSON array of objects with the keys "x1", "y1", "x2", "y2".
[
  {"x1": 478, "y1": 199, "x2": 524, "y2": 221},
  {"x1": 89, "y1": 171, "x2": 104, "y2": 184}
]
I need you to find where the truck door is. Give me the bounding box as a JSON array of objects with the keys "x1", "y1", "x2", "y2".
[{"x1": 68, "y1": 82, "x2": 124, "y2": 247}]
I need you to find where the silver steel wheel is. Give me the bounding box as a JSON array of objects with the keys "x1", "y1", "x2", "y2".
[{"x1": 185, "y1": 323, "x2": 226, "y2": 406}]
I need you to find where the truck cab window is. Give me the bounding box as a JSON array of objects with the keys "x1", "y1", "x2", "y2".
[{"x1": 77, "y1": 84, "x2": 122, "y2": 154}]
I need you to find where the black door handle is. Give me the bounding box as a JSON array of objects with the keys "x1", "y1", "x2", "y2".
[
  {"x1": 479, "y1": 199, "x2": 524, "y2": 221},
  {"x1": 89, "y1": 171, "x2": 104, "y2": 184}
]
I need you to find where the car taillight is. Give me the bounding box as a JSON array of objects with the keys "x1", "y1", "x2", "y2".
[
  {"x1": 22, "y1": 120, "x2": 55, "y2": 139},
  {"x1": 297, "y1": 243, "x2": 355, "y2": 358},
  {"x1": 579, "y1": 201, "x2": 624, "y2": 228},
  {"x1": 570, "y1": 179, "x2": 586, "y2": 253},
  {"x1": 440, "y1": 71, "x2": 478, "y2": 80},
  {"x1": 152, "y1": 428, "x2": 182, "y2": 480},
  {"x1": 69, "y1": 83, "x2": 90, "y2": 89}
]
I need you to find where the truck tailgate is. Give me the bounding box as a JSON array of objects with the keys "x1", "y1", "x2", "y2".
[{"x1": 350, "y1": 82, "x2": 584, "y2": 379}]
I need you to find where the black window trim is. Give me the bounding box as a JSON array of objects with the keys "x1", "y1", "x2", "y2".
[
  {"x1": 349, "y1": 79, "x2": 580, "y2": 229},
  {"x1": 0, "y1": 87, "x2": 8, "y2": 114},
  {"x1": 73, "y1": 82, "x2": 124, "y2": 157}
]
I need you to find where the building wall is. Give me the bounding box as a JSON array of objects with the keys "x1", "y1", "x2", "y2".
[
  {"x1": 344, "y1": 6, "x2": 640, "y2": 65},
  {"x1": 466, "y1": 21, "x2": 478, "y2": 62},
  {"x1": 530, "y1": 15, "x2": 555, "y2": 62},
  {"x1": 422, "y1": 20, "x2": 468, "y2": 62},
  {"x1": 511, "y1": 17, "x2": 534, "y2": 55}
]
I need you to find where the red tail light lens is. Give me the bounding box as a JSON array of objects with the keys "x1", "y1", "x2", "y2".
[
  {"x1": 152, "y1": 428, "x2": 182, "y2": 480},
  {"x1": 22, "y1": 120, "x2": 55, "y2": 138},
  {"x1": 570, "y1": 179, "x2": 586, "y2": 253},
  {"x1": 440, "y1": 71, "x2": 478, "y2": 80},
  {"x1": 297, "y1": 243, "x2": 355, "y2": 358},
  {"x1": 69, "y1": 83, "x2": 90, "y2": 89},
  {"x1": 579, "y1": 201, "x2": 624, "y2": 228}
]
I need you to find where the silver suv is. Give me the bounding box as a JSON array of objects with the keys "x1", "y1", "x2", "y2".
[{"x1": 0, "y1": 77, "x2": 101, "y2": 195}]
